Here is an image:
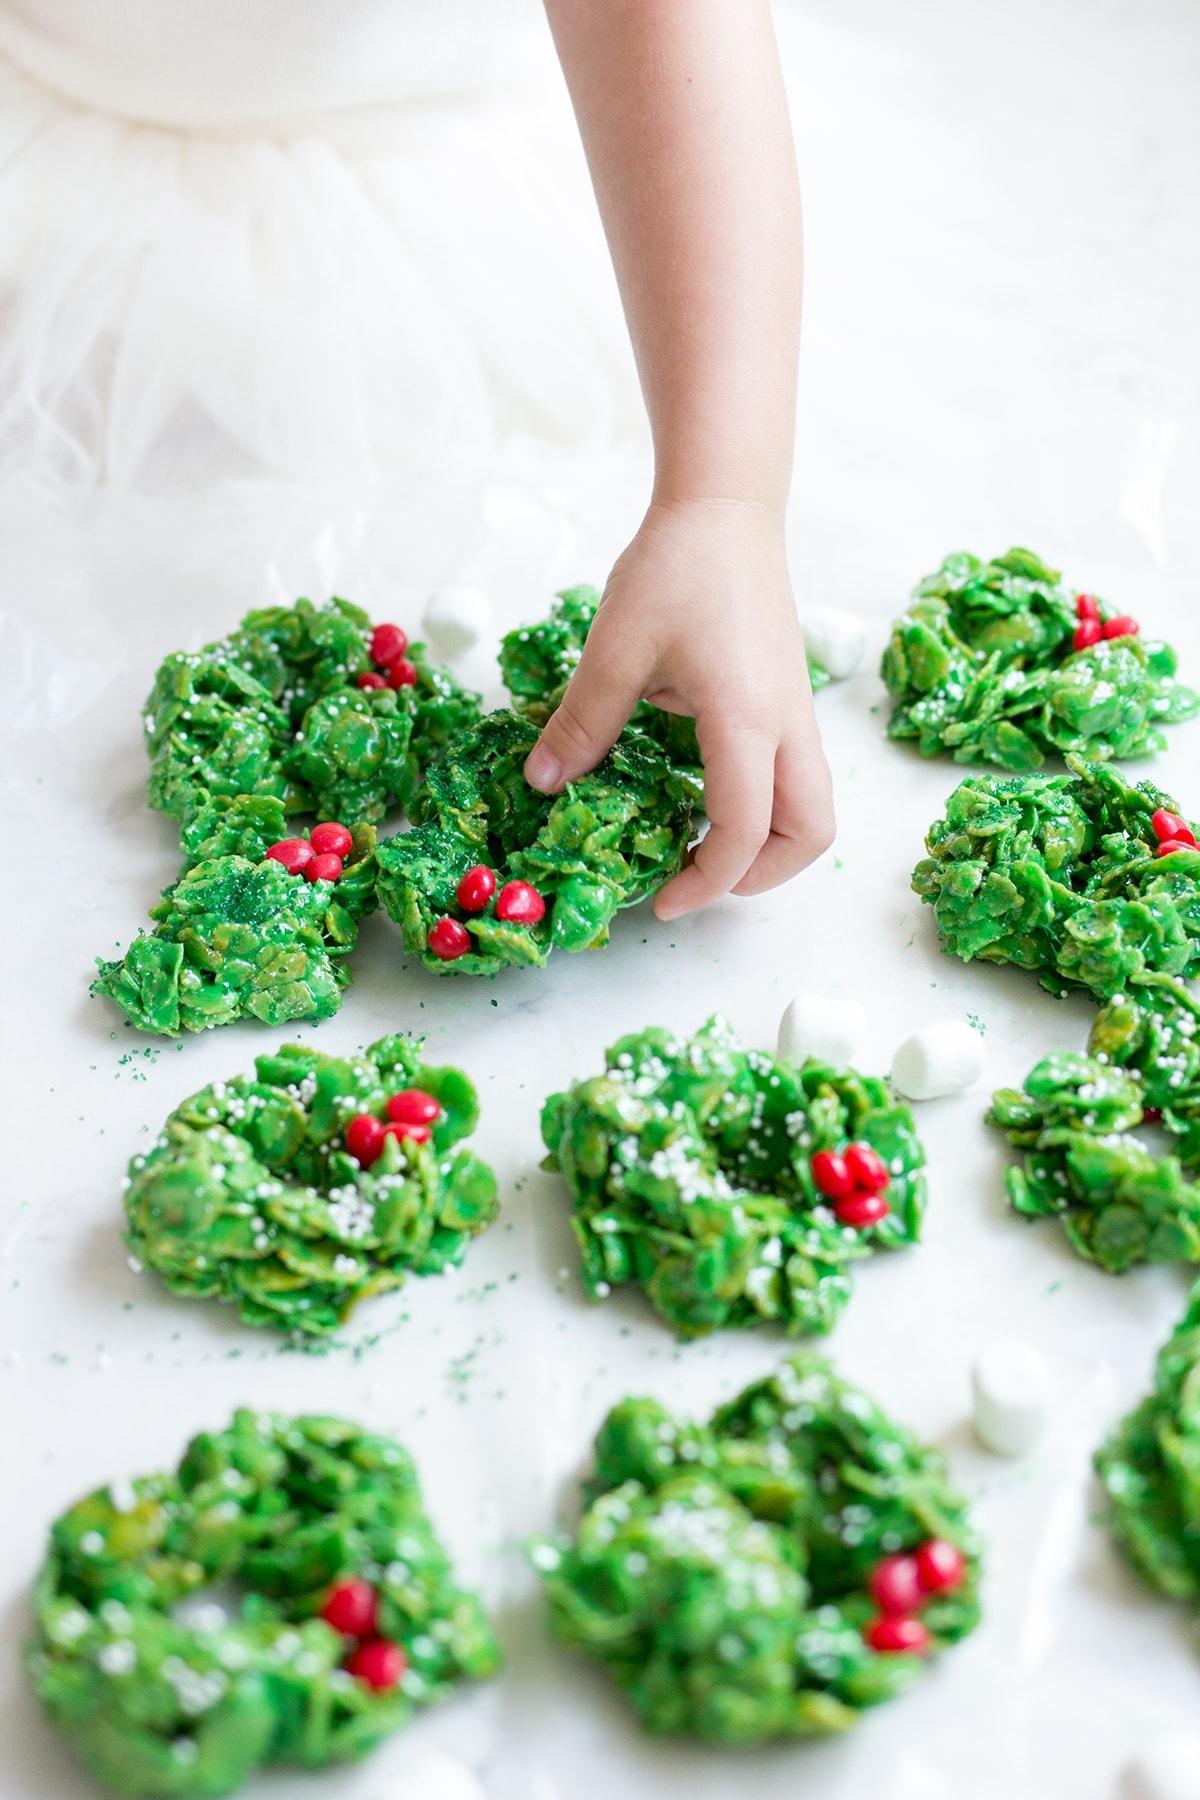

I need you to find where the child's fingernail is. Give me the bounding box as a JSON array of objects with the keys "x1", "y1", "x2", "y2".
[{"x1": 524, "y1": 744, "x2": 562, "y2": 792}]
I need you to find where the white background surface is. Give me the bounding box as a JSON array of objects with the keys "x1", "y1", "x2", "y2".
[{"x1": 3, "y1": 1, "x2": 1200, "y2": 1796}]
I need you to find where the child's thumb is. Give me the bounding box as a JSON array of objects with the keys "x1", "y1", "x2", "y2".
[{"x1": 524, "y1": 640, "x2": 646, "y2": 793}]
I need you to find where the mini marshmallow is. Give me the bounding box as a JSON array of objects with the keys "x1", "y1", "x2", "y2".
[
  {"x1": 1123, "y1": 1733, "x2": 1200, "y2": 1800},
  {"x1": 778, "y1": 995, "x2": 867, "y2": 1068},
  {"x1": 891, "y1": 1020, "x2": 984, "y2": 1101},
  {"x1": 800, "y1": 606, "x2": 869, "y2": 680},
  {"x1": 422, "y1": 585, "x2": 493, "y2": 657},
  {"x1": 384, "y1": 1753, "x2": 490, "y2": 1800},
  {"x1": 971, "y1": 1338, "x2": 1049, "y2": 1457}
]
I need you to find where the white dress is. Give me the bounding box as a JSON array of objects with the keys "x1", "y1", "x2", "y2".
[{"x1": 0, "y1": 0, "x2": 641, "y2": 498}]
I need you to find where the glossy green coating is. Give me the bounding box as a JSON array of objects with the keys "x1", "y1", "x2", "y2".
[
  {"x1": 540, "y1": 1016, "x2": 925, "y2": 1337},
  {"x1": 882, "y1": 547, "x2": 1198, "y2": 769},
  {"x1": 91, "y1": 818, "x2": 378, "y2": 1037},
  {"x1": 987, "y1": 1050, "x2": 1200, "y2": 1272},
  {"x1": 26, "y1": 1410, "x2": 500, "y2": 1798},
  {"x1": 498, "y1": 585, "x2": 831, "y2": 784},
  {"x1": 912, "y1": 756, "x2": 1200, "y2": 1001},
  {"x1": 1091, "y1": 981, "x2": 1200, "y2": 1163},
  {"x1": 143, "y1": 599, "x2": 481, "y2": 827},
  {"x1": 1095, "y1": 1288, "x2": 1200, "y2": 1604},
  {"x1": 532, "y1": 1352, "x2": 981, "y2": 1744},
  {"x1": 123, "y1": 1035, "x2": 498, "y2": 1335},
  {"x1": 374, "y1": 709, "x2": 699, "y2": 975}
]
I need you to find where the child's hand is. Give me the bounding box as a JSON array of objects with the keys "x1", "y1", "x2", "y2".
[{"x1": 524, "y1": 496, "x2": 835, "y2": 919}]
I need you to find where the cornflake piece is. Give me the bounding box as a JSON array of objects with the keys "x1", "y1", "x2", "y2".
[
  {"x1": 971, "y1": 1339, "x2": 1049, "y2": 1457},
  {"x1": 530, "y1": 1351, "x2": 982, "y2": 1744},
  {"x1": 778, "y1": 995, "x2": 867, "y2": 1068},
  {"x1": 422, "y1": 585, "x2": 493, "y2": 657},
  {"x1": 25, "y1": 1412, "x2": 500, "y2": 1799},
  {"x1": 891, "y1": 1022, "x2": 984, "y2": 1101},
  {"x1": 800, "y1": 606, "x2": 869, "y2": 680}
]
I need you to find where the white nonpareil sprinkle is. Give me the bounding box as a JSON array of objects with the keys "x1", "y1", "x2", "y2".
[
  {"x1": 97, "y1": 1640, "x2": 137, "y2": 1676},
  {"x1": 891, "y1": 1020, "x2": 985, "y2": 1101},
  {"x1": 972, "y1": 1338, "x2": 1049, "y2": 1457},
  {"x1": 109, "y1": 1479, "x2": 138, "y2": 1515}
]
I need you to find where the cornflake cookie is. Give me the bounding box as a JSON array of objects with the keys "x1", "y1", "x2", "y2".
[
  {"x1": 124, "y1": 1036, "x2": 497, "y2": 1336},
  {"x1": 92, "y1": 797, "x2": 378, "y2": 1036},
  {"x1": 540, "y1": 1016, "x2": 925, "y2": 1337},
  {"x1": 26, "y1": 1410, "x2": 499, "y2": 1799},
  {"x1": 882, "y1": 547, "x2": 1197, "y2": 770},
  {"x1": 144, "y1": 598, "x2": 481, "y2": 828},
  {"x1": 374, "y1": 710, "x2": 698, "y2": 975},
  {"x1": 531, "y1": 1352, "x2": 981, "y2": 1744},
  {"x1": 1096, "y1": 1290, "x2": 1200, "y2": 1610}
]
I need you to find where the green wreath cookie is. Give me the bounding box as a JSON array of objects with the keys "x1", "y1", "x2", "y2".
[
  {"x1": 499, "y1": 585, "x2": 831, "y2": 785},
  {"x1": 124, "y1": 1035, "x2": 498, "y2": 1336},
  {"x1": 987, "y1": 1049, "x2": 1200, "y2": 1273},
  {"x1": 144, "y1": 599, "x2": 481, "y2": 827},
  {"x1": 92, "y1": 798, "x2": 378, "y2": 1037},
  {"x1": 539, "y1": 1016, "x2": 925, "y2": 1337},
  {"x1": 26, "y1": 1409, "x2": 500, "y2": 1799},
  {"x1": 373, "y1": 709, "x2": 699, "y2": 975},
  {"x1": 912, "y1": 756, "x2": 1200, "y2": 1002},
  {"x1": 1095, "y1": 1289, "x2": 1200, "y2": 1608},
  {"x1": 531, "y1": 1352, "x2": 981, "y2": 1744},
  {"x1": 882, "y1": 546, "x2": 1198, "y2": 770}
]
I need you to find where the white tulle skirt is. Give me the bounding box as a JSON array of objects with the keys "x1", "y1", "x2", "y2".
[{"x1": 0, "y1": 23, "x2": 643, "y2": 502}]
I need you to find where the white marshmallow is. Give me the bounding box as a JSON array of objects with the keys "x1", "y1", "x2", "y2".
[
  {"x1": 971, "y1": 1339, "x2": 1049, "y2": 1457},
  {"x1": 1123, "y1": 1733, "x2": 1200, "y2": 1800},
  {"x1": 381, "y1": 1753, "x2": 490, "y2": 1800},
  {"x1": 800, "y1": 606, "x2": 869, "y2": 680},
  {"x1": 422, "y1": 585, "x2": 493, "y2": 657},
  {"x1": 891, "y1": 1020, "x2": 985, "y2": 1101},
  {"x1": 778, "y1": 995, "x2": 867, "y2": 1068}
]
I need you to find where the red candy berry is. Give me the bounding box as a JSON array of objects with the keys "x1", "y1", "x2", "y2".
[
  {"x1": 310, "y1": 821, "x2": 353, "y2": 858},
  {"x1": 384, "y1": 1120, "x2": 432, "y2": 1147},
  {"x1": 1103, "y1": 614, "x2": 1139, "y2": 639},
  {"x1": 345, "y1": 1114, "x2": 387, "y2": 1167},
  {"x1": 869, "y1": 1554, "x2": 924, "y2": 1615},
  {"x1": 429, "y1": 917, "x2": 471, "y2": 961},
  {"x1": 345, "y1": 1638, "x2": 407, "y2": 1691},
  {"x1": 916, "y1": 1538, "x2": 966, "y2": 1595},
  {"x1": 866, "y1": 1615, "x2": 931, "y2": 1655},
  {"x1": 1072, "y1": 618, "x2": 1103, "y2": 652},
  {"x1": 370, "y1": 623, "x2": 408, "y2": 666},
  {"x1": 357, "y1": 671, "x2": 388, "y2": 690},
  {"x1": 320, "y1": 1578, "x2": 378, "y2": 1638},
  {"x1": 810, "y1": 1151, "x2": 856, "y2": 1201},
  {"x1": 495, "y1": 880, "x2": 546, "y2": 925},
  {"x1": 1143, "y1": 1107, "x2": 1163, "y2": 1125},
  {"x1": 387, "y1": 1089, "x2": 441, "y2": 1126},
  {"x1": 305, "y1": 852, "x2": 344, "y2": 883},
  {"x1": 834, "y1": 1191, "x2": 890, "y2": 1228},
  {"x1": 1158, "y1": 839, "x2": 1196, "y2": 859},
  {"x1": 456, "y1": 864, "x2": 497, "y2": 913},
  {"x1": 265, "y1": 837, "x2": 315, "y2": 875},
  {"x1": 388, "y1": 658, "x2": 418, "y2": 690},
  {"x1": 1151, "y1": 810, "x2": 1196, "y2": 846},
  {"x1": 1075, "y1": 593, "x2": 1100, "y2": 621},
  {"x1": 843, "y1": 1142, "x2": 890, "y2": 1195}
]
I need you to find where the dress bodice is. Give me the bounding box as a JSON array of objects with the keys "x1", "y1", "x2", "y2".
[{"x1": 0, "y1": 0, "x2": 536, "y2": 127}]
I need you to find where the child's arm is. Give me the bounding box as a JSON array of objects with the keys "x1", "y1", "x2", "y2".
[{"x1": 531, "y1": 0, "x2": 834, "y2": 919}]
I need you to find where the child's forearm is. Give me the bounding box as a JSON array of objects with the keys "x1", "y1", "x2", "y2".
[{"x1": 543, "y1": 0, "x2": 802, "y2": 515}]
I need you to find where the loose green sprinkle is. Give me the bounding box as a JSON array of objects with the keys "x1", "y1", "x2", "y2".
[
  {"x1": 540, "y1": 1015, "x2": 925, "y2": 1338},
  {"x1": 25, "y1": 1410, "x2": 500, "y2": 1798},
  {"x1": 882, "y1": 547, "x2": 1197, "y2": 769},
  {"x1": 531, "y1": 1352, "x2": 981, "y2": 1744}
]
